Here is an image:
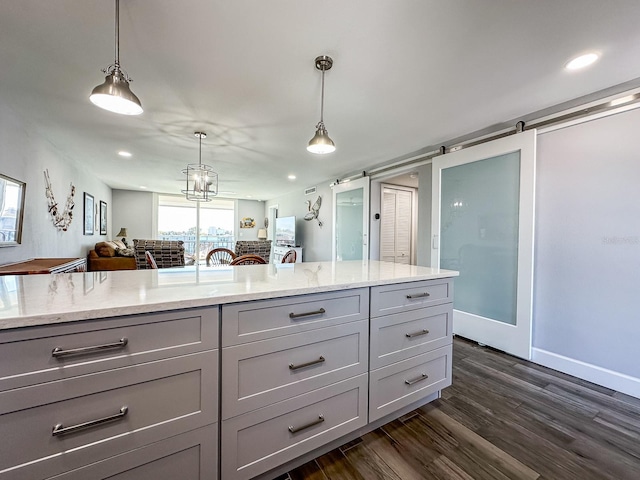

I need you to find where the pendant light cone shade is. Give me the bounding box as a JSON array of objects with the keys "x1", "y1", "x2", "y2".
[
  {"x1": 307, "y1": 55, "x2": 335, "y2": 154},
  {"x1": 182, "y1": 132, "x2": 218, "y2": 202},
  {"x1": 90, "y1": 69, "x2": 143, "y2": 115},
  {"x1": 90, "y1": 0, "x2": 143, "y2": 115},
  {"x1": 307, "y1": 123, "x2": 335, "y2": 154}
]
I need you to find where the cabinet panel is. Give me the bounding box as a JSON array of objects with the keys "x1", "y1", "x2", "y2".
[
  {"x1": 0, "y1": 307, "x2": 218, "y2": 392},
  {"x1": 369, "y1": 345, "x2": 452, "y2": 422},
  {"x1": 222, "y1": 288, "x2": 368, "y2": 346},
  {"x1": 370, "y1": 279, "x2": 453, "y2": 317},
  {"x1": 47, "y1": 424, "x2": 217, "y2": 480},
  {"x1": 0, "y1": 351, "x2": 217, "y2": 480},
  {"x1": 222, "y1": 320, "x2": 368, "y2": 418},
  {"x1": 222, "y1": 374, "x2": 368, "y2": 480},
  {"x1": 370, "y1": 304, "x2": 452, "y2": 369}
]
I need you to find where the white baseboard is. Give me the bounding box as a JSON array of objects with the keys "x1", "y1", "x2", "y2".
[{"x1": 532, "y1": 347, "x2": 640, "y2": 399}]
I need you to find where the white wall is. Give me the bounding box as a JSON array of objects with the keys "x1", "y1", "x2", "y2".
[
  {"x1": 533, "y1": 108, "x2": 640, "y2": 394},
  {"x1": 0, "y1": 99, "x2": 111, "y2": 264},
  {"x1": 112, "y1": 190, "x2": 156, "y2": 242},
  {"x1": 265, "y1": 184, "x2": 333, "y2": 262}
]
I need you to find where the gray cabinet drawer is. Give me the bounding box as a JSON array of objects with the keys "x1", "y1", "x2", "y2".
[
  {"x1": 0, "y1": 307, "x2": 218, "y2": 392},
  {"x1": 221, "y1": 288, "x2": 368, "y2": 346},
  {"x1": 370, "y1": 304, "x2": 452, "y2": 369},
  {"x1": 369, "y1": 345, "x2": 452, "y2": 422},
  {"x1": 222, "y1": 320, "x2": 368, "y2": 418},
  {"x1": 0, "y1": 351, "x2": 218, "y2": 480},
  {"x1": 47, "y1": 424, "x2": 217, "y2": 480},
  {"x1": 222, "y1": 373, "x2": 368, "y2": 480},
  {"x1": 370, "y1": 279, "x2": 453, "y2": 317}
]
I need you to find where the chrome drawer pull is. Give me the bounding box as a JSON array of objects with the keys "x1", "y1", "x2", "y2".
[
  {"x1": 52, "y1": 338, "x2": 128, "y2": 358},
  {"x1": 405, "y1": 373, "x2": 429, "y2": 386},
  {"x1": 406, "y1": 292, "x2": 430, "y2": 299},
  {"x1": 406, "y1": 329, "x2": 430, "y2": 338},
  {"x1": 289, "y1": 356, "x2": 325, "y2": 370},
  {"x1": 288, "y1": 414, "x2": 324, "y2": 434},
  {"x1": 289, "y1": 308, "x2": 326, "y2": 319},
  {"x1": 52, "y1": 406, "x2": 128, "y2": 437}
]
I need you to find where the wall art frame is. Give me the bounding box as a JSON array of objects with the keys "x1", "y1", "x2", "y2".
[
  {"x1": 83, "y1": 192, "x2": 94, "y2": 235},
  {"x1": 99, "y1": 200, "x2": 107, "y2": 235}
]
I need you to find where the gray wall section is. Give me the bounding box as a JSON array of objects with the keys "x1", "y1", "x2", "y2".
[
  {"x1": 112, "y1": 190, "x2": 156, "y2": 241},
  {"x1": 534, "y1": 108, "x2": 640, "y2": 378},
  {"x1": 0, "y1": 99, "x2": 112, "y2": 264},
  {"x1": 415, "y1": 164, "x2": 432, "y2": 267},
  {"x1": 265, "y1": 183, "x2": 333, "y2": 262},
  {"x1": 369, "y1": 181, "x2": 381, "y2": 261},
  {"x1": 236, "y1": 199, "x2": 266, "y2": 241}
]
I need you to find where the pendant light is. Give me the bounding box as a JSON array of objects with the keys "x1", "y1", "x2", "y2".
[
  {"x1": 182, "y1": 132, "x2": 218, "y2": 202},
  {"x1": 90, "y1": 0, "x2": 143, "y2": 115},
  {"x1": 307, "y1": 55, "x2": 336, "y2": 154}
]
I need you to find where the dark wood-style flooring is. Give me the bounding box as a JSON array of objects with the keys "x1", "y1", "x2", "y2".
[{"x1": 279, "y1": 337, "x2": 640, "y2": 480}]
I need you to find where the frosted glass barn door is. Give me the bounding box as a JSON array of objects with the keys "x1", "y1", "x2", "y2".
[
  {"x1": 332, "y1": 177, "x2": 370, "y2": 261},
  {"x1": 431, "y1": 130, "x2": 536, "y2": 359}
]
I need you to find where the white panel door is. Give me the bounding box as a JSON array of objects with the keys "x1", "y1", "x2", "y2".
[
  {"x1": 395, "y1": 189, "x2": 412, "y2": 264},
  {"x1": 332, "y1": 177, "x2": 370, "y2": 261},
  {"x1": 431, "y1": 130, "x2": 536, "y2": 359},
  {"x1": 380, "y1": 187, "x2": 413, "y2": 264}
]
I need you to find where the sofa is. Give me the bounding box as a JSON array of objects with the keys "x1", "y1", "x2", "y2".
[
  {"x1": 234, "y1": 240, "x2": 272, "y2": 262},
  {"x1": 87, "y1": 240, "x2": 137, "y2": 271},
  {"x1": 133, "y1": 239, "x2": 185, "y2": 269}
]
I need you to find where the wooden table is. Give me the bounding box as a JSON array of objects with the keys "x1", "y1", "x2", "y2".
[{"x1": 0, "y1": 258, "x2": 86, "y2": 275}]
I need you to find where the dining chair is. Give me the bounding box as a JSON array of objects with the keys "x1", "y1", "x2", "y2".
[
  {"x1": 281, "y1": 249, "x2": 297, "y2": 263},
  {"x1": 230, "y1": 254, "x2": 267, "y2": 265},
  {"x1": 145, "y1": 251, "x2": 158, "y2": 269},
  {"x1": 206, "y1": 248, "x2": 237, "y2": 266}
]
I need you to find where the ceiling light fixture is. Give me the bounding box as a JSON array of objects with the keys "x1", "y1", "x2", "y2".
[
  {"x1": 118, "y1": 151, "x2": 132, "y2": 157},
  {"x1": 307, "y1": 55, "x2": 335, "y2": 154},
  {"x1": 182, "y1": 132, "x2": 218, "y2": 202},
  {"x1": 288, "y1": 175, "x2": 296, "y2": 180},
  {"x1": 565, "y1": 52, "x2": 599, "y2": 71},
  {"x1": 90, "y1": 0, "x2": 143, "y2": 115},
  {"x1": 610, "y1": 94, "x2": 637, "y2": 107}
]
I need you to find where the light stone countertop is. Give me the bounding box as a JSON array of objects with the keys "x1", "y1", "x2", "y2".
[{"x1": 0, "y1": 260, "x2": 458, "y2": 330}]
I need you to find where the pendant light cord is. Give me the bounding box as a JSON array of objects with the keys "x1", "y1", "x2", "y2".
[
  {"x1": 199, "y1": 133, "x2": 202, "y2": 166},
  {"x1": 320, "y1": 68, "x2": 325, "y2": 124},
  {"x1": 114, "y1": 0, "x2": 120, "y2": 68}
]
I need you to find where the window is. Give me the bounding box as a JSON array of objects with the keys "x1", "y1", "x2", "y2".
[{"x1": 158, "y1": 195, "x2": 235, "y2": 262}]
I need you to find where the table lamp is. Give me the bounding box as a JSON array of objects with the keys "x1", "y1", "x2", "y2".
[{"x1": 116, "y1": 227, "x2": 128, "y2": 247}]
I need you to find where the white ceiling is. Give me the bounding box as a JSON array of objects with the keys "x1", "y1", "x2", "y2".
[{"x1": 2, "y1": 0, "x2": 640, "y2": 200}]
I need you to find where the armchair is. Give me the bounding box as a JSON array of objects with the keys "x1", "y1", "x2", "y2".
[
  {"x1": 133, "y1": 239, "x2": 185, "y2": 269},
  {"x1": 234, "y1": 240, "x2": 272, "y2": 263}
]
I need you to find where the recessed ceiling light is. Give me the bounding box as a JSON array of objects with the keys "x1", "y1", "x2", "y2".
[
  {"x1": 565, "y1": 52, "x2": 599, "y2": 71},
  {"x1": 118, "y1": 151, "x2": 132, "y2": 157},
  {"x1": 139, "y1": 186, "x2": 147, "y2": 189},
  {"x1": 246, "y1": 195, "x2": 252, "y2": 198},
  {"x1": 288, "y1": 175, "x2": 296, "y2": 180},
  {"x1": 610, "y1": 94, "x2": 637, "y2": 107}
]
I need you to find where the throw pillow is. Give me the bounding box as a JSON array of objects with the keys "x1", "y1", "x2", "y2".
[
  {"x1": 115, "y1": 247, "x2": 135, "y2": 257},
  {"x1": 95, "y1": 241, "x2": 116, "y2": 257}
]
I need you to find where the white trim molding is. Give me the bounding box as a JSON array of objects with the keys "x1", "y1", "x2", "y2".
[{"x1": 532, "y1": 348, "x2": 640, "y2": 399}]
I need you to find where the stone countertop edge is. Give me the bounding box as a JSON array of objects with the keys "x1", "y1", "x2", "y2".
[{"x1": 0, "y1": 261, "x2": 458, "y2": 331}]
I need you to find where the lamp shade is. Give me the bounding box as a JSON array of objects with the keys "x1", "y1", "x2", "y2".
[
  {"x1": 307, "y1": 125, "x2": 336, "y2": 154},
  {"x1": 116, "y1": 227, "x2": 128, "y2": 237},
  {"x1": 257, "y1": 228, "x2": 267, "y2": 239},
  {"x1": 90, "y1": 70, "x2": 143, "y2": 115}
]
